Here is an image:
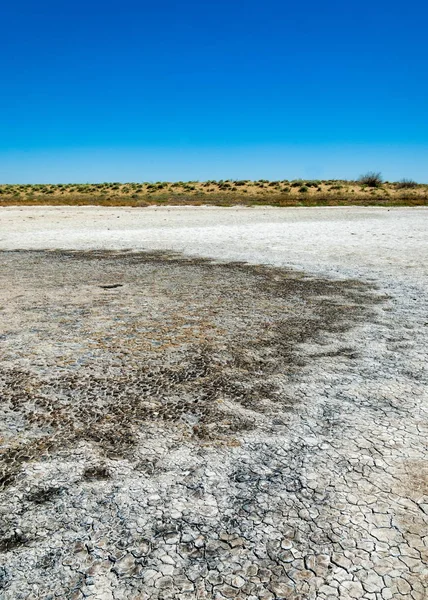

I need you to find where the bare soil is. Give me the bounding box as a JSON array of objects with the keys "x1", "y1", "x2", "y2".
[
  {"x1": 0, "y1": 251, "x2": 378, "y2": 488},
  {"x1": 0, "y1": 207, "x2": 427, "y2": 600}
]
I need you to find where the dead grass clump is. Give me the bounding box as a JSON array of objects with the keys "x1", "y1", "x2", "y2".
[{"x1": 358, "y1": 172, "x2": 383, "y2": 187}]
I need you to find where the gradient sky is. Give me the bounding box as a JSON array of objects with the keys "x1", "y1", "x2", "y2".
[{"x1": 1, "y1": 0, "x2": 427, "y2": 183}]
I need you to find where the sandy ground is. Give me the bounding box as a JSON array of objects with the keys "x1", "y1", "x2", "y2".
[{"x1": 0, "y1": 206, "x2": 427, "y2": 600}]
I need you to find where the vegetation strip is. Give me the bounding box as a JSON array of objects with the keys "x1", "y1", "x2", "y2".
[{"x1": 1, "y1": 176, "x2": 427, "y2": 207}]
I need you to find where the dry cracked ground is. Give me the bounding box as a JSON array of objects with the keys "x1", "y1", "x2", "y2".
[{"x1": 0, "y1": 207, "x2": 427, "y2": 600}]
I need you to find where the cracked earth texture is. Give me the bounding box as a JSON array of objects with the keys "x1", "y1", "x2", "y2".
[{"x1": 0, "y1": 207, "x2": 427, "y2": 600}]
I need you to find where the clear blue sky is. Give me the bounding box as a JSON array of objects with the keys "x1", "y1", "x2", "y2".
[{"x1": 1, "y1": 0, "x2": 427, "y2": 183}]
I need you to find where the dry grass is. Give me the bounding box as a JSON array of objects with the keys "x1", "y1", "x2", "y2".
[{"x1": 0, "y1": 180, "x2": 427, "y2": 207}]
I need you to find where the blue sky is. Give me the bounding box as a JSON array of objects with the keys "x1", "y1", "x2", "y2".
[{"x1": 1, "y1": 0, "x2": 427, "y2": 183}]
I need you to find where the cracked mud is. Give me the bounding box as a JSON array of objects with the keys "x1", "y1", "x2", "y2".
[{"x1": 0, "y1": 250, "x2": 427, "y2": 600}]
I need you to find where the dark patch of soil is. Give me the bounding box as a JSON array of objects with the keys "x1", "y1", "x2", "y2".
[{"x1": 0, "y1": 250, "x2": 383, "y2": 488}]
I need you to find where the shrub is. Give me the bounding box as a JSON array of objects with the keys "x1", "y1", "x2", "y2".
[
  {"x1": 358, "y1": 172, "x2": 383, "y2": 187},
  {"x1": 396, "y1": 178, "x2": 418, "y2": 189},
  {"x1": 299, "y1": 186, "x2": 308, "y2": 193}
]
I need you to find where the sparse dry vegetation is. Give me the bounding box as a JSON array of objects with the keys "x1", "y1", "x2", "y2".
[
  {"x1": 0, "y1": 178, "x2": 427, "y2": 206},
  {"x1": 396, "y1": 178, "x2": 418, "y2": 189},
  {"x1": 358, "y1": 171, "x2": 383, "y2": 187}
]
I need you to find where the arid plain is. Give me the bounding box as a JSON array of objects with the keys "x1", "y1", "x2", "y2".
[{"x1": 0, "y1": 206, "x2": 427, "y2": 599}]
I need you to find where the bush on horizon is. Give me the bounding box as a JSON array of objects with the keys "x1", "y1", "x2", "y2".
[{"x1": 358, "y1": 172, "x2": 383, "y2": 187}]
